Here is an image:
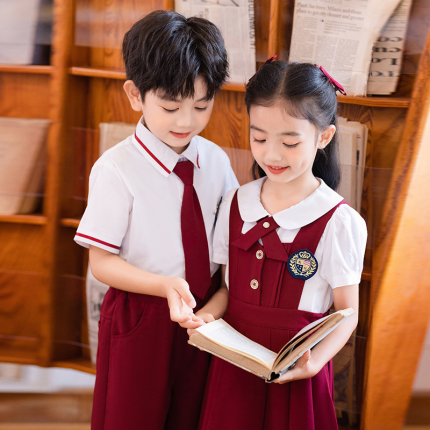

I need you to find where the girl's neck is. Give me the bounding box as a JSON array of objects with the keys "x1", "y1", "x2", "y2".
[{"x1": 260, "y1": 173, "x2": 320, "y2": 215}]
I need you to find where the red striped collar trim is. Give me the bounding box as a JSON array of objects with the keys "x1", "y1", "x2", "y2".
[
  {"x1": 134, "y1": 132, "x2": 171, "y2": 174},
  {"x1": 75, "y1": 233, "x2": 120, "y2": 250}
]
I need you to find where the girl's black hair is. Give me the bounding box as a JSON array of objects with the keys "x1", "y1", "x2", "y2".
[
  {"x1": 123, "y1": 10, "x2": 229, "y2": 101},
  {"x1": 245, "y1": 61, "x2": 341, "y2": 190}
]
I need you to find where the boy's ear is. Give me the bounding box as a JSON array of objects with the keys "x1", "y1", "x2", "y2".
[
  {"x1": 123, "y1": 80, "x2": 143, "y2": 112},
  {"x1": 318, "y1": 125, "x2": 336, "y2": 149}
]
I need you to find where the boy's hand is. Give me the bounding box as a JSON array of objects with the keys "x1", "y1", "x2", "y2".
[
  {"x1": 165, "y1": 277, "x2": 197, "y2": 324},
  {"x1": 274, "y1": 350, "x2": 319, "y2": 384}
]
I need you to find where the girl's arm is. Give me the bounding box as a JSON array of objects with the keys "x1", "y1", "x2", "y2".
[
  {"x1": 180, "y1": 265, "x2": 229, "y2": 330},
  {"x1": 275, "y1": 283, "x2": 359, "y2": 384},
  {"x1": 89, "y1": 245, "x2": 197, "y2": 324}
]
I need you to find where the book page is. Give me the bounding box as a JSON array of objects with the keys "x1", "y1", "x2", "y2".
[{"x1": 197, "y1": 320, "x2": 277, "y2": 367}]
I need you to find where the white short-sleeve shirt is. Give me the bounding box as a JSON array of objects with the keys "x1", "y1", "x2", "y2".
[
  {"x1": 74, "y1": 119, "x2": 239, "y2": 278},
  {"x1": 213, "y1": 178, "x2": 367, "y2": 313}
]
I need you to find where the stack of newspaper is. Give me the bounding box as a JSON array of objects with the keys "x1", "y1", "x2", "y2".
[
  {"x1": 288, "y1": 0, "x2": 411, "y2": 96},
  {"x1": 337, "y1": 117, "x2": 368, "y2": 212}
]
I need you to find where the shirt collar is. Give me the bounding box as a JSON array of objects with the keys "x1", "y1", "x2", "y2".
[
  {"x1": 133, "y1": 117, "x2": 200, "y2": 177},
  {"x1": 237, "y1": 177, "x2": 344, "y2": 229}
]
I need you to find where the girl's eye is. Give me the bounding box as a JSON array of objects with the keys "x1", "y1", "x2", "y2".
[
  {"x1": 253, "y1": 138, "x2": 266, "y2": 143},
  {"x1": 284, "y1": 143, "x2": 299, "y2": 148},
  {"x1": 163, "y1": 107, "x2": 178, "y2": 113},
  {"x1": 195, "y1": 107, "x2": 207, "y2": 111}
]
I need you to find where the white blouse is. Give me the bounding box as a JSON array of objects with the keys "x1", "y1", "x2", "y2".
[
  {"x1": 213, "y1": 178, "x2": 367, "y2": 313},
  {"x1": 75, "y1": 119, "x2": 239, "y2": 279}
]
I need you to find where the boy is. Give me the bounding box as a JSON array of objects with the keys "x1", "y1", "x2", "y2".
[{"x1": 74, "y1": 10, "x2": 238, "y2": 430}]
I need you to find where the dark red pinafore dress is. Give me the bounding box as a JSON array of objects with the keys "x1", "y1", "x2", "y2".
[{"x1": 199, "y1": 191, "x2": 343, "y2": 430}]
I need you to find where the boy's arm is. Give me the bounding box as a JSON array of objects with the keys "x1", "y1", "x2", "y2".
[
  {"x1": 89, "y1": 245, "x2": 197, "y2": 324},
  {"x1": 275, "y1": 283, "x2": 359, "y2": 384},
  {"x1": 180, "y1": 265, "x2": 229, "y2": 330}
]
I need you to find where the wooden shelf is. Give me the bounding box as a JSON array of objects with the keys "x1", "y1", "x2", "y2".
[
  {"x1": 53, "y1": 357, "x2": 96, "y2": 375},
  {"x1": 69, "y1": 67, "x2": 409, "y2": 106},
  {"x1": 0, "y1": 214, "x2": 47, "y2": 225},
  {"x1": 338, "y1": 95, "x2": 410, "y2": 108},
  {"x1": 69, "y1": 67, "x2": 246, "y2": 92},
  {"x1": 0, "y1": 65, "x2": 53, "y2": 74},
  {"x1": 60, "y1": 218, "x2": 80, "y2": 228},
  {"x1": 70, "y1": 66, "x2": 125, "y2": 79},
  {"x1": 361, "y1": 270, "x2": 371, "y2": 282}
]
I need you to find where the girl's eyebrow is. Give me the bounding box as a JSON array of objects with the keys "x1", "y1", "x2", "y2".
[{"x1": 250, "y1": 125, "x2": 302, "y2": 136}]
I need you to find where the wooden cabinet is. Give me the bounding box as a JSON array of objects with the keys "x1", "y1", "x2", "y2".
[{"x1": 1, "y1": 1, "x2": 430, "y2": 429}]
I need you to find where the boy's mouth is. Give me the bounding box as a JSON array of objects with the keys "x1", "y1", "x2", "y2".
[{"x1": 170, "y1": 131, "x2": 191, "y2": 139}]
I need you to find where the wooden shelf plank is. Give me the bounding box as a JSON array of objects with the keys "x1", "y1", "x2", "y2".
[
  {"x1": 60, "y1": 218, "x2": 80, "y2": 228},
  {"x1": 69, "y1": 67, "x2": 126, "y2": 79},
  {"x1": 338, "y1": 95, "x2": 410, "y2": 108},
  {"x1": 69, "y1": 67, "x2": 246, "y2": 92},
  {"x1": 0, "y1": 65, "x2": 53, "y2": 74},
  {"x1": 361, "y1": 270, "x2": 372, "y2": 282},
  {"x1": 53, "y1": 357, "x2": 96, "y2": 375},
  {"x1": 69, "y1": 67, "x2": 410, "y2": 106},
  {"x1": 0, "y1": 214, "x2": 47, "y2": 225}
]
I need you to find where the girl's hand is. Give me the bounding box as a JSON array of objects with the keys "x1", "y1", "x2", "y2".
[
  {"x1": 186, "y1": 312, "x2": 215, "y2": 336},
  {"x1": 179, "y1": 313, "x2": 206, "y2": 330},
  {"x1": 274, "y1": 350, "x2": 319, "y2": 384}
]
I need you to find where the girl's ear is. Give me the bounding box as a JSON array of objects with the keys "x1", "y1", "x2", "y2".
[
  {"x1": 318, "y1": 125, "x2": 336, "y2": 149},
  {"x1": 123, "y1": 80, "x2": 144, "y2": 112}
]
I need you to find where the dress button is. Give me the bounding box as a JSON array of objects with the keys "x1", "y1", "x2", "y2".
[
  {"x1": 250, "y1": 279, "x2": 259, "y2": 289},
  {"x1": 256, "y1": 250, "x2": 264, "y2": 260},
  {"x1": 263, "y1": 221, "x2": 270, "y2": 228}
]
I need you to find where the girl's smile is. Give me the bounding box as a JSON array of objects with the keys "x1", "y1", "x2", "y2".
[{"x1": 266, "y1": 165, "x2": 289, "y2": 174}]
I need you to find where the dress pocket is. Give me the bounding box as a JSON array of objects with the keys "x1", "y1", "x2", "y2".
[{"x1": 110, "y1": 291, "x2": 147, "y2": 338}]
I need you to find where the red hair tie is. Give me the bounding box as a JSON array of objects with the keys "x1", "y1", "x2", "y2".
[
  {"x1": 314, "y1": 64, "x2": 347, "y2": 95},
  {"x1": 246, "y1": 55, "x2": 278, "y2": 87}
]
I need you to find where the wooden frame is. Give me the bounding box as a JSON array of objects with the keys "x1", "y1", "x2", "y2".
[{"x1": 0, "y1": 0, "x2": 429, "y2": 428}]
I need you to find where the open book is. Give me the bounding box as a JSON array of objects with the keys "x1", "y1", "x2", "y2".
[{"x1": 189, "y1": 308, "x2": 356, "y2": 382}]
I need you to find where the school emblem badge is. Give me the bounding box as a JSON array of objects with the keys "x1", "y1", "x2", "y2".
[{"x1": 287, "y1": 249, "x2": 318, "y2": 280}]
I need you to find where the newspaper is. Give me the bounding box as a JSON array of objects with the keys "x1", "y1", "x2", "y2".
[
  {"x1": 289, "y1": 0, "x2": 402, "y2": 96},
  {"x1": 175, "y1": 0, "x2": 256, "y2": 85},
  {"x1": 367, "y1": 0, "x2": 412, "y2": 95}
]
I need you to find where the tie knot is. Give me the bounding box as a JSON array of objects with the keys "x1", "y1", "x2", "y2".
[{"x1": 174, "y1": 160, "x2": 194, "y2": 186}]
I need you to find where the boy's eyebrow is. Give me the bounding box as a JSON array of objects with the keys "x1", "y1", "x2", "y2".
[
  {"x1": 157, "y1": 93, "x2": 211, "y2": 103},
  {"x1": 250, "y1": 125, "x2": 302, "y2": 136}
]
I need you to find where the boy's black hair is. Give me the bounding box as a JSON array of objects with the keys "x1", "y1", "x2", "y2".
[
  {"x1": 245, "y1": 61, "x2": 341, "y2": 191},
  {"x1": 123, "y1": 10, "x2": 229, "y2": 101}
]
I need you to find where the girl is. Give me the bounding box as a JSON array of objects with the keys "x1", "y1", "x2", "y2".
[{"x1": 185, "y1": 60, "x2": 367, "y2": 430}]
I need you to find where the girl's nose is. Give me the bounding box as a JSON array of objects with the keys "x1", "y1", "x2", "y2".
[{"x1": 265, "y1": 142, "x2": 283, "y2": 162}]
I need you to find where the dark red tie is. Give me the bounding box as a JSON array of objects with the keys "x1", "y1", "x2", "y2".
[{"x1": 174, "y1": 160, "x2": 211, "y2": 300}]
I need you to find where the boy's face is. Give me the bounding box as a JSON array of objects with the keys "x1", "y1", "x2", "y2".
[{"x1": 125, "y1": 76, "x2": 215, "y2": 154}]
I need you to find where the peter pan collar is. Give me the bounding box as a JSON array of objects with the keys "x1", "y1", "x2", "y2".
[
  {"x1": 237, "y1": 177, "x2": 344, "y2": 229},
  {"x1": 133, "y1": 118, "x2": 200, "y2": 177}
]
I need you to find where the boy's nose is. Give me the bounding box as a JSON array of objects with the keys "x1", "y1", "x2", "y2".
[{"x1": 176, "y1": 110, "x2": 193, "y2": 128}]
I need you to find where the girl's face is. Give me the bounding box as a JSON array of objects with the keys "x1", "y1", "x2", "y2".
[{"x1": 249, "y1": 103, "x2": 333, "y2": 186}]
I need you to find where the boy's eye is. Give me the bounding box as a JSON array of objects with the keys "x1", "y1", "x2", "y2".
[
  {"x1": 253, "y1": 137, "x2": 266, "y2": 143},
  {"x1": 162, "y1": 107, "x2": 178, "y2": 113},
  {"x1": 284, "y1": 143, "x2": 299, "y2": 148},
  {"x1": 195, "y1": 107, "x2": 207, "y2": 111}
]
